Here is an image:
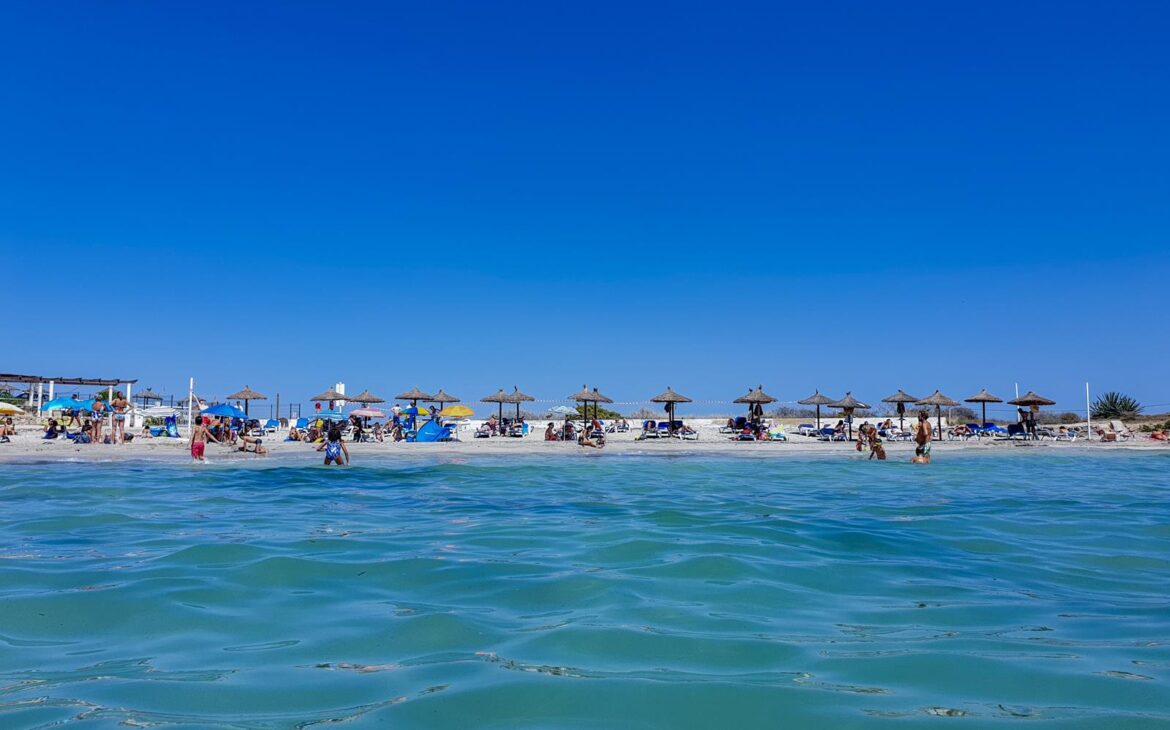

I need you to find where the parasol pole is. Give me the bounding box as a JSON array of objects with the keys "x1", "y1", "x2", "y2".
[
  {"x1": 186, "y1": 377, "x2": 194, "y2": 434},
  {"x1": 1085, "y1": 382, "x2": 1091, "y2": 438},
  {"x1": 936, "y1": 406, "x2": 942, "y2": 441}
]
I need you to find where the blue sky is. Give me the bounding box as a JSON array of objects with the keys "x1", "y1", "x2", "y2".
[{"x1": 4, "y1": 1, "x2": 1168, "y2": 417}]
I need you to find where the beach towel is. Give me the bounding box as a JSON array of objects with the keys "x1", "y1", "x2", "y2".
[{"x1": 165, "y1": 416, "x2": 180, "y2": 438}]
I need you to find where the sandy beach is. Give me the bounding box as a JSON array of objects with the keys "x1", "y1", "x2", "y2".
[{"x1": 3, "y1": 417, "x2": 1164, "y2": 463}]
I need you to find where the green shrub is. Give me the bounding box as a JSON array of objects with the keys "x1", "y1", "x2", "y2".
[{"x1": 1091, "y1": 392, "x2": 1142, "y2": 419}]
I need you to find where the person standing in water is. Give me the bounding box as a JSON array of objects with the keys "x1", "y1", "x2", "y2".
[
  {"x1": 912, "y1": 410, "x2": 932, "y2": 464},
  {"x1": 189, "y1": 416, "x2": 218, "y2": 462},
  {"x1": 318, "y1": 427, "x2": 350, "y2": 466}
]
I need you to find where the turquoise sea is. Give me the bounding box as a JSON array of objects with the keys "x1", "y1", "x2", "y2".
[{"x1": 1, "y1": 452, "x2": 1168, "y2": 728}]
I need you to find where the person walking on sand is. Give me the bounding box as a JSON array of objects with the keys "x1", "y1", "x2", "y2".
[
  {"x1": 111, "y1": 391, "x2": 130, "y2": 444},
  {"x1": 318, "y1": 427, "x2": 350, "y2": 466},
  {"x1": 189, "y1": 417, "x2": 218, "y2": 462},
  {"x1": 912, "y1": 410, "x2": 932, "y2": 464}
]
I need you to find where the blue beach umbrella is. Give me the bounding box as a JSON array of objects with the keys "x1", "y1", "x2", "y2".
[
  {"x1": 202, "y1": 403, "x2": 248, "y2": 419},
  {"x1": 313, "y1": 410, "x2": 346, "y2": 420},
  {"x1": 40, "y1": 396, "x2": 80, "y2": 411}
]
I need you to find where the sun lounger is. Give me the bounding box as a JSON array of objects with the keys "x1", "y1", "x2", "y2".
[
  {"x1": 1109, "y1": 420, "x2": 1135, "y2": 440},
  {"x1": 797, "y1": 424, "x2": 816, "y2": 437}
]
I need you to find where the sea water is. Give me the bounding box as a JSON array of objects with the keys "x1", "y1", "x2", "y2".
[{"x1": 1, "y1": 452, "x2": 1168, "y2": 728}]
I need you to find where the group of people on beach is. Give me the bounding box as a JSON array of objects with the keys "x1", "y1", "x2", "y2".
[
  {"x1": 188, "y1": 415, "x2": 269, "y2": 461},
  {"x1": 852, "y1": 411, "x2": 933, "y2": 463},
  {"x1": 34, "y1": 392, "x2": 134, "y2": 445}
]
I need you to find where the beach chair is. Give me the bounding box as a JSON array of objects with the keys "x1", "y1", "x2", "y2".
[
  {"x1": 797, "y1": 424, "x2": 817, "y2": 437},
  {"x1": 295, "y1": 417, "x2": 309, "y2": 430},
  {"x1": 766, "y1": 426, "x2": 788, "y2": 442},
  {"x1": 1109, "y1": 420, "x2": 1135, "y2": 440},
  {"x1": 264, "y1": 419, "x2": 279, "y2": 434},
  {"x1": 1006, "y1": 423, "x2": 1030, "y2": 440}
]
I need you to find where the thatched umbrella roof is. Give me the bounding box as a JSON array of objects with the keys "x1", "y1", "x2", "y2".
[
  {"x1": 964, "y1": 389, "x2": 1003, "y2": 427},
  {"x1": 226, "y1": 386, "x2": 267, "y2": 401},
  {"x1": 568, "y1": 385, "x2": 613, "y2": 404},
  {"x1": 965, "y1": 389, "x2": 1003, "y2": 404},
  {"x1": 881, "y1": 389, "x2": 920, "y2": 404},
  {"x1": 1008, "y1": 391, "x2": 1056, "y2": 407},
  {"x1": 797, "y1": 390, "x2": 834, "y2": 429},
  {"x1": 481, "y1": 389, "x2": 510, "y2": 404},
  {"x1": 310, "y1": 388, "x2": 346, "y2": 402},
  {"x1": 348, "y1": 389, "x2": 385, "y2": 404},
  {"x1": 225, "y1": 385, "x2": 267, "y2": 416},
  {"x1": 431, "y1": 389, "x2": 460, "y2": 404},
  {"x1": 134, "y1": 388, "x2": 164, "y2": 403},
  {"x1": 881, "y1": 389, "x2": 919, "y2": 429},
  {"x1": 733, "y1": 385, "x2": 776, "y2": 404},
  {"x1": 828, "y1": 392, "x2": 869, "y2": 410},
  {"x1": 504, "y1": 386, "x2": 535, "y2": 404},
  {"x1": 650, "y1": 386, "x2": 692, "y2": 403},
  {"x1": 569, "y1": 386, "x2": 613, "y2": 424},
  {"x1": 798, "y1": 390, "x2": 834, "y2": 406},
  {"x1": 916, "y1": 390, "x2": 959, "y2": 407},
  {"x1": 396, "y1": 386, "x2": 433, "y2": 402}
]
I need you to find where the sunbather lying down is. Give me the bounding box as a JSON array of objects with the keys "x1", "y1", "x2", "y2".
[{"x1": 578, "y1": 432, "x2": 603, "y2": 449}]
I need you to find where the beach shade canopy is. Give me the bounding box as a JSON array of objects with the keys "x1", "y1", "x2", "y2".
[
  {"x1": 1008, "y1": 391, "x2": 1056, "y2": 407},
  {"x1": 504, "y1": 386, "x2": 536, "y2": 421},
  {"x1": 348, "y1": 390, "x2": 385, "y2": 405},
  {"x1": 350, "y1": 408, "x2": 385, "y2": 420},
  {"x1": 650, "y1": 387, "x2": 692, "y2": 436},
  {"x1": 569, "y1": 385, "x2": 613, "y2": 424},
  {"x1": 225, "y1": 386, "x2": 267, "y2": 416},
  {"x1": 480, "y1": 389, "x2": 511, "y2": 424},
  {"x1": 202, "y1": 402, "x2": 248, "y2": 419},
  {"x1": 881, "y1": 389, "x2": 920, "y2": 429},
  {"x1": 395, "y1": 386, "x2": 433, "y2": 409},
  {"x1": 134, "y1": 388, "x2": 164, "y2": 404},
  {"x1": 798, "y1": 390, "x2": 835, "y2": 429},
  {"x1": 0, "y1": 402, "x2": 25, "y2": 415},
  {"x1": 965, "y1": 388, "x2": 1004, "y2": 427},
  {"x1": 916, "y1": 390, "x2": 960, "y2": 440},
  {"x1": 310, "y1": 388, "x2": 346, "y2": 402},
  {"x1": 40, "y1": 396, "x2": 82, "y2": 412},
  {"x1": 827, "y1": 392, "x2": 869, "y2": 439},
  {"x1": 430, "y1": 389, "x2": 460, "y2": 405},
  {"x1": 734, "y1": 385, "x2": 776, "y2": 422},
  {"x1": 440, "y1": 404, "x2": 474, "y2": 418}
]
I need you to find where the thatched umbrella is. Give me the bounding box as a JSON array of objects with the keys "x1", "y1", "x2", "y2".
[
  {"x1": 569, "y1": 385, "x2": 614, "y2": 427},
  {"x1": 798, "y1": 390, "x2": 834, "y2": 430},
  {"x1": 395, "y1": 386, "x2": 433, "y2": 409},
  {"x1": 349, "y1": 389, "x2": 386, "y2": 405},
  {"x1": 504, "y1": 386, "x2": 535, "y2": 422},
  {"x1": 964, "y1": 388, "x2": 1003, "y2": 428},
  {"x1": 827, "y1": 392, "x2": 869, "y2": 440},
  {"x1": 915, "y1": 390, "x2": 959, "y2": 441},
  {"x1": 881, "y1": 389, "x2": 920, "y2": 431},
  {"x1": 650, "y1": 386, "x2": 692, "y2": 436},
  {"x1": 1008, "y1": 391, "x2": 1056, "y2": 438},
  {"x1": 310, "y1": 387, "x2": 346, "y2": 413},
  {"x1": 431, "y1": 389, "x2": 460, "y2": 406},
  {"x1": 134, "y1": 388, "x2": 165, "y2": 406},
  {"x1": 481, "y1": 388, "x2": 510, "y2": 424},
  {"x1": 226, "y1": 386, "x2": 267, "y2": 416},
  {"x1": 733, "y1": 385, "x2": 776, "y2": 424}
]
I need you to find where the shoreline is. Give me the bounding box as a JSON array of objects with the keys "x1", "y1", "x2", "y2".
[{"x1": 2, "y1": 423, "x2": 1165, "y2": 464}]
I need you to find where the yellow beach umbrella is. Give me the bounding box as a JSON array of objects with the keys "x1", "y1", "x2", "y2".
[
  {"x1": 440, "y1": 405, "x2": 473, "y2": 418},
  {"x1": 0, "y1": 402, "x2": 25, "y2": 415}
]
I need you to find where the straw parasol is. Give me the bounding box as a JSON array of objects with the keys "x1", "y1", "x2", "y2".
[
  {"x1": 964, "y1": 388, "x2": 1003, "y2": 428},
  {"x1": 348, "y1": 389, "x2": 386, "y2": 405},
  {"x1": 798, "y1": 390, "x2": 834, "y2": 430},
  {"x1": 881, "y1": 389, "x2": 920, "y2": 431},
  {"x1": 134, "y1": 388, "x2": 165, "y2": 405},
  {"x1": 569, "y1": 385, "x2": 614, "y2": 427},
  {"x1": 226, "y1": 386, "x2": 267, "y2": 416},
  {"x1": 915, "y1": 390, "x2": 960, "y2": 441},
  {"x1": 827, "y1": 392, "x2": 869, "y2": 440},
  {"x1": 733, "y1": 385, "x2": 776, "y2": 423},
  {"x1": 481, "y1": 388, "x2": 511, "y2": 424},
  {"x1": 1008, "y1": 391, "x2": 1056, "y2": 407},
  {"x1": 650, "y1": 386, "x2": 692, "y2": 436},
  {"x1": 504, "y1": 386, "x2": 536, "y2": 422},
  {"x1": 395, "y1": 386, "x2": 433, "y2": 408},
  {"x1": 430, "y1": 389, "x2": 460, "y2": 405},
  {"x1": 311, "y1": 387, "x2": 345, "y2": 402}
]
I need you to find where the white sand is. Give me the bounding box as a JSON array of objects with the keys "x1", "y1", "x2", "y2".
[{"x1": 1, "y1": 417, "x2": 1163, "y2": 463}]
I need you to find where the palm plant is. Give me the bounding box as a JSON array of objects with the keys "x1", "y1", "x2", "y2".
[{"x1": 1091, "y1": 392, "x2": 1142, "y2": 419}]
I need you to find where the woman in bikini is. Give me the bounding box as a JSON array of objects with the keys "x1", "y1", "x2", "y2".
[{"x1": 111, "y1": 391, "x2": 130, "y2": 444}]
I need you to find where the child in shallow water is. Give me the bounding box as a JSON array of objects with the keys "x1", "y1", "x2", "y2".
[{"x1": 317, "y1": 427, "x2": 349, "y2": 465}]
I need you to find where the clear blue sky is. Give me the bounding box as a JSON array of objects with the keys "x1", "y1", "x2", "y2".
[{"x1": 4, "y1": 1, "x2": 1168, "y2": 416}]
